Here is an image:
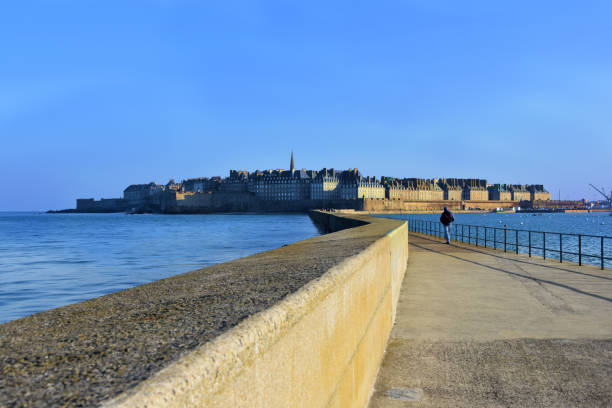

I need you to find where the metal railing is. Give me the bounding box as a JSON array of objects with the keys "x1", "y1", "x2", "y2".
[{"x1": 408, "y1": 219, "x2": 611, "y2": 270}]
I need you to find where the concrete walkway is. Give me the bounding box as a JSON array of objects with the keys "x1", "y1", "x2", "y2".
[{"x1": 369, "y1": 234, "x2": 612, "y2": 408}]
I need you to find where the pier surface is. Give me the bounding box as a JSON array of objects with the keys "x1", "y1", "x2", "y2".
[{"x1": 369, "y1": 234, "x2": 612, "y2": 407}]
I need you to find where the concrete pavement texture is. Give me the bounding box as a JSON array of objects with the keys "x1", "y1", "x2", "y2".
[{"x1": 369, "y1": 234, "x2": 612, "y2": 408}]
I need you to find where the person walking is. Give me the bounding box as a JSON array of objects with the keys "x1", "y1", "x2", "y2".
[{"x1": 440, "y1": 207, "x2": 454, "y2": 244}]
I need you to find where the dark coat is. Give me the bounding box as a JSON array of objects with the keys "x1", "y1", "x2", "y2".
[{"x1": 440, "y1": 209, "x2": 454, "y2": 226}]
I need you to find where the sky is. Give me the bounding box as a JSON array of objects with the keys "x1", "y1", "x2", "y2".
[{"x1": 1, "y1": 1, "x2": 611, "y2": 211}]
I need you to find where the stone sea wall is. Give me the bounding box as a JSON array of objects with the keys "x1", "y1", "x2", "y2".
[
  {"x1": 1, "y1": 212, "x2": 408, "y2": 407},
  {"x1": 103, "y1": 212, "x2": 408, "y2": 407}
]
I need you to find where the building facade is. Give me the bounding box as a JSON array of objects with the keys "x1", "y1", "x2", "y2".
[
  {"x1": 310, "y1": 168, "x2": 341, "y2": 200},
  {"x1": 461, "y1": 179, "x2": 488, "y2": 201},
  {"x1": 508, "y1": 184, "x2": 531, "y2": 201},
  {"x1": 337, "y1": 169, "x2": 385, "y2": 199},
  {"x1": 438, "y1": 178, "x2": 463, "y2": 201},
  {"x1": 183, "y1": 177, "x2": 221, "y2": 193},
  {"x1": 250, "y1": 169, "x2": 314, "y2": 200},
  {"x1": 527, "y1": 184, "x2": 551, "y2": 201},
  {"x1": 385, "y1": 178, "x2": 444, "y2": 201},
  {"x1": 123, "y1": 182, "x2": 165, "y2": 204},
  {"x1": 488, "y1": 184, "x2": 512, "y2": 201}
]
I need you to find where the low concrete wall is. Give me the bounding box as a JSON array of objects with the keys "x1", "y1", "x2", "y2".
[
  {"x1": 308, "y1": 210, "x2": 369, "y2": 233},
  {"x1": 102, "y1": 212, "x2": 408, "y2": 407}
]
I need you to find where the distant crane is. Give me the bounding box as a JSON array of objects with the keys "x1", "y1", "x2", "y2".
[{"x1": 589, "y1": 184, "x2": 612, "y2": 207}]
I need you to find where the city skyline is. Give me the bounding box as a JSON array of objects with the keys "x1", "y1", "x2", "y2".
[
  {"x1": 1, "y1": 1, "x2": 611, "y2": 211},
  {"x1": 74, "y1": 156, "x2": 555, "y2": 214}
]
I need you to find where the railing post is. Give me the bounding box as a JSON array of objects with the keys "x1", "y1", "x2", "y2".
[
  {"x1": 476, "y1": 226, "x2": 479, "y2": 247},
  {"x1": 484, "y1": 228, "x2": 487, "y2": 248},
  {"x1": 528, "y1": 231, "x2": 531, "y2": 257},
  {"x1": 578, "y1": 235, "x2": 582, "y2": 266},
  {"x1": 601, "y1": 237, "x2": 604, "y2": 270},
  {"x1": 560, "y1": 234, "x2": 563, "y2": 263},
  {"x1": 504, "y1": 228, "x2": 507, "y2": 252},
  {"x1": 462, "y1": 225, "x2": 464, "y2": 242},
  {"x1": 543, "y1": 232, "x2": 546, "y2": 260},
  {"x1": 515, "y1": 230, "x2": 519, "y2": 254},
  {"x1": 494, "y1": 228, "x2": 497, "y2": 250},
  {"x1": 469, "y1": 225, "x2": 471, "y2": 245}
]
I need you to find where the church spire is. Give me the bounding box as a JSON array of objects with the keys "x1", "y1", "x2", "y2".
[{"x1": 290, "y1": 150, "x2": 295, "y2": 173}]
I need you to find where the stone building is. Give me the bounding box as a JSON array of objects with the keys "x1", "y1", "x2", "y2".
[
  {"x1": 248, "y1": 152, "x2": 314, "y2": 200},
  {"x1": 527, "y1": 184, "x2": 551, "y2": 201},
  {"x1": 508, "y1": 184, "x2": 531, "y2": 201},
  {"x1": 165, "y1": 179, "x2": 182, "y2": 192},
  {"x1": 123, "y1": 182, "x2": 165, "y2": 204},
  {"x1": 182, "y1": 177, "x2": 220, "y2": 193},
  {"x1": 310, "y1": 168, "x2": 385, "y2": 200},
  {"x1": 220, "y1": 170, "x2": 249, "y2": 193},
  {"x1": 436, "y1": 178, "x2": 488, "y2": 201},
  {"x1": 488, "y1": 184, "x2": 512, "y2": 201},
  {"x1": 461, "y1": 179, "x2": 488, "y2": 201},
  {"x1": 385, "y1": 178, "x2": 444, "y2": 201},
  {"x1": 338, "y1": 169, "x2": 385, "y2": 199},
  {"x1": 310, "y1": 168, "x2": 341, "y2": 200},
  {"x1": 437, "y1": 178, "x2": 463, "y2": 201}
]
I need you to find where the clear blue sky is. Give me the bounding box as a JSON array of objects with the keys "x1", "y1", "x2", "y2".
[{"x1": 1, "y1": 1, "x2": 610, "y2": 211}]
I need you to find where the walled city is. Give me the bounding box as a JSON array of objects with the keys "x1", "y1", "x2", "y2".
[{"x1": 75, "y1": 153, "x2": 563, "y2": 214}]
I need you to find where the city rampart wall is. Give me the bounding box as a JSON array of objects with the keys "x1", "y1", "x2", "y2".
[
  {"x1": 76, "y1": 198, "x2": 128, "y2": 212},
  {"x1": 363, "y1": 198, "x2": 519, "y2": 212},
  {"x1": 166, "y1": 192, "x2": 366, "y2": 213},
  {"x1": 101, "y1": 212, "x2": 408, "y2": 408}
]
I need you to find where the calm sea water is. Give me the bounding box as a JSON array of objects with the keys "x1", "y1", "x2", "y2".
[
  {"x1": 379, "y1": 212, "x2": 612, "y2": 267},
  {"x1": 0, "y1": 213, "x2": 319, "y2": 323}
]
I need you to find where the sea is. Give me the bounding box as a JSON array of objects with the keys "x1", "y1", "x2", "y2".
[
  {"x1": 379, "y1": 211, "x2": 612, "y2": 268},
  {"x1": 0, "y1": 213, "x2": 319, "y2": 323},
  {"x1": 2, "y1": 211, "x2": 610, "y2": 324}
]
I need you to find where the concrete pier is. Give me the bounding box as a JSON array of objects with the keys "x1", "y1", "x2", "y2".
[
  {"x1": 0, "y1": 212, "x2": 408, "y2": 407},
  {"x1": 2, "y1": 214, "x2": 610, "y2": 407},
  {"x1": 369, "y1": 234, "x2": 612, "y2": 407}
]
